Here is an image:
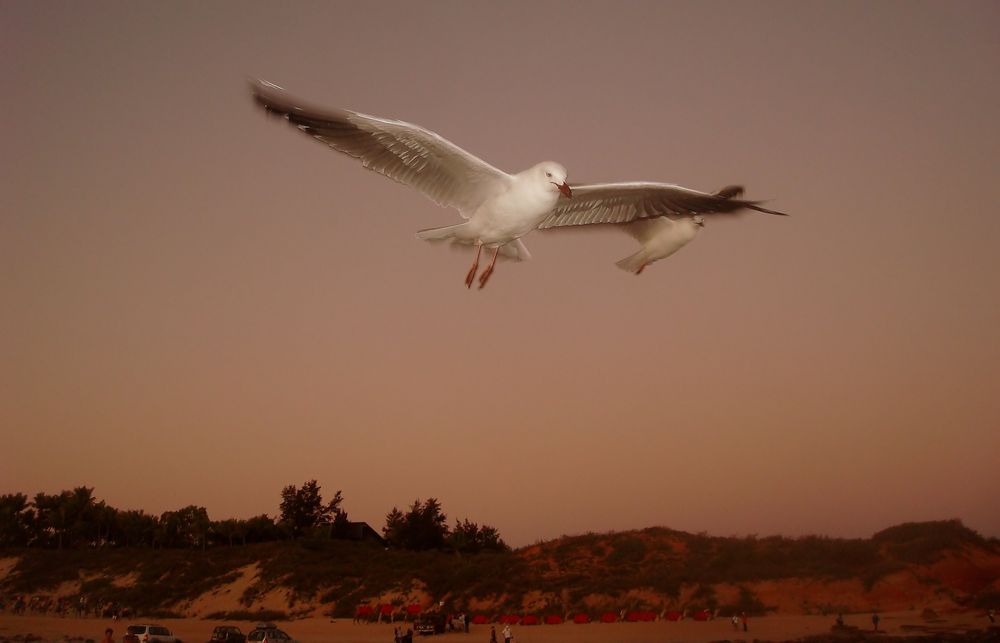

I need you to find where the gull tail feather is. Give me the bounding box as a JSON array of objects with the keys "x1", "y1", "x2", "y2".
[
  {"x1": 416, "y1": 222, "x2": 469, "y2": 242},
  {"x1": 744, "y1": 203, "x2": 789, "y2": 216},
  {"x1": 715, "y1": 185, "x2": 745, "y2": 199},
  {"x1": 615, "y1": 250, "x2": 650, "y2": 274},
  {"x1": 715, "y1": 185, "x2": 789, "y2": 216}
]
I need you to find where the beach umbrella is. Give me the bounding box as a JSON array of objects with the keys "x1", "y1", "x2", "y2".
[
  {"x1": 471, "y1": 615, "x2": 490, "y2": 625},
  {"x1": 522, "y1": 615, "x2": 539, "y2": 625},
  {"x1": 544, "y1": 615, "x2": 563, "y2": 625},
  {"x1": 599, "y1": 612, "x2": 617, "y2": 623},
  {"x1": 572, "y1": 614, "x2": 591, "y2": 624}
]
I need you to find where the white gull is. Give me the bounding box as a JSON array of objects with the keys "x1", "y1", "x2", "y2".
[
  {"x1": 250, "y1": 80, "x2": 571, "y2": 289},
  {"x1": 537, "y1": 185, "x2": 787, "y2": 274}
]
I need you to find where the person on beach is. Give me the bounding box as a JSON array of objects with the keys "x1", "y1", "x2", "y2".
[
  {"x1": 489, "y1": 625, "x2": 498, "y2": 643},
  {"x1": 872, "y1": 612, "x2": 880, "y2": 631},
  {"x1": 100, "y1": 628, "x2": 114, "y2": 643},
  {"x1": 502, "y1": 623, "x2": 512, "y2": 643},
  {"x1": 836, "y1": 613, "x2": 844, "y2": 627},
  {"x1": 740, "y1": 611, "x2": 748, "y2": 632},
  {"x1": 731, "y1": 614, "x2": 739, "y2": 630},
  {"x1": 988, "y1": 608, "x2": 995, "y2": 624}
]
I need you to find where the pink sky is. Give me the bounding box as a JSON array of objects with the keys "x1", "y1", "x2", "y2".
[{"x1": 2, "y1": 1, "x2": 998, "y2": 547}]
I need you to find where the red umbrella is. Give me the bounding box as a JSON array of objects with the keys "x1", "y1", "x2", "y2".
[
  {"x1": 600, "y1": 612, "x2": 618, "y2": 623},
  {"x1": 521, "y1": 615, "x2": 539, "y2": 626},
  {"x1": 544, "y1": 615, "x2": 563, "y2": 625},
  {"x1": 405, "y1": 604, "x2": 422, "y2": 616},
  {"x1": 471, "y1": 615, "x2": 490, "y2": 625},
  {"x1": 664, "y1": 611, "x2": 682, "y2": 621},
  {"x1": 572, "y1": 614, "x2": 591, "y2": 624},
  {"x1": 692, "y1": 609, "x2": 711, "y2": 621},
  {"x1": 356, "y1": 605, "x2": 374, "y2": 618},
  {"x1": 500, "y1": 615, "x2": 521, "y2": 624}
]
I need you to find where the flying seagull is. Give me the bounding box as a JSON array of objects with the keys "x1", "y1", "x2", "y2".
[
  {"x1": 250, "y1": 79, "x2": 570, "y2": 289},
  {"x1": 537, "y1": 185, "x2": 787, "y2": 274}
]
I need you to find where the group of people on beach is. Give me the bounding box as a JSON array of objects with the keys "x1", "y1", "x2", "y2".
[
  {"x1": 1, "y1": 593, "x2": 130, "y2": 620},
  {"x1": 729, "y1": 611, "x2": 749, "y2": 631}
]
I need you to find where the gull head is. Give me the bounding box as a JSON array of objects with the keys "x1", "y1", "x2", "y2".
[
  {"x1": 693, "y1": 215, "x2": 705, "y2": 227},
  {"x1": 534, "y1": 161, "x2": 572, "y2": 198}
]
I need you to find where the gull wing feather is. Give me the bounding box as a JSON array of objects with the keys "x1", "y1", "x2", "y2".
[
  {"x1": 251, "y1": 80, "x2": 510, "y2": 217},
  {"x1": 537, "y1": 182, "x2": 787, "y2": 229}
]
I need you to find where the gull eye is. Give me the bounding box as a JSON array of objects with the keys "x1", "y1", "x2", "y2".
[{"x1": 545, "y1": 172, "x2": 552, "y2": 178}]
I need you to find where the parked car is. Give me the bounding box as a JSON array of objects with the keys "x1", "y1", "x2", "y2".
[
  {"x1": 122, "y1": 624, "x2": 182, "y2": 643},
  {"x1": 208, "y1": 625, "x2": 246, "y2": 643},
  {"x1": 246, "y1": 623, "x2": 297, "y2": 643}
]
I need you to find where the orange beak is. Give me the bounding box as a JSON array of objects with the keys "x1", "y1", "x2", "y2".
[{"x1": 557, "y1": 182, "x2": 572, "y2": 198}]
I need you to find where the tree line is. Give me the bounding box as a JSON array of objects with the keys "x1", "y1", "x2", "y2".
[{"x1": 0, "y1": 483, "x2": 507, "y2": 553}]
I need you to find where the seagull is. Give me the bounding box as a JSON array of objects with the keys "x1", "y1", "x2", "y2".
[
  {"x1": 250, "y1": 80, "x2": 571, "y2": 289},
  {"x1": 536, "y1": 184, "x2": 787, "y2": 274}
]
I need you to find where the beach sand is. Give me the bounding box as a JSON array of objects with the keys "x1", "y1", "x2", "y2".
[{"x1": 0, "y1": 611, "x2": 993, "y2": 643}]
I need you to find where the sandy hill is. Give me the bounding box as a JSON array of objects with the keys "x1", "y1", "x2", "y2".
[{"x1": 1, "y1": 520, "x2": 997, "y2": 620}]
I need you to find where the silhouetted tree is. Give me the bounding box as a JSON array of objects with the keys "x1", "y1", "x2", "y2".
[
  {"x1": 243, "y1": 514, "x2": 283, "y2": 543},
  {"x1": 449, "y1": 519, "x2": 508, "y2": 553},
  {"x1": 116, "y1": 509, "x2": 157, "y2": 548},
  {"x1": 384, "y1": 498, "x2": 449, "y2": 550},
  {"x1": 279, "y1": 480, "x2": 343, "y2": 538},
  {"x1": 32, "y1": 487, "x2": 97, "y2": 549},
  {"x1": 211, "y1": 518, "x2": 242, "y2": 547},
  {"x1": 91, "y1": 502, "x2": 118, "y2": 546},
  {"x1": 331, "y1": 494, "x2": 351, "y2": 539},
  {"x1": 383, "y1": 507, "x2": 405, "y2": 546},
  {"x1": 159, "y1": 506, "x2": 210, "y2": 548},
  {"x1": 0, "y1": 493, "x2": 34, "y2": 546}
]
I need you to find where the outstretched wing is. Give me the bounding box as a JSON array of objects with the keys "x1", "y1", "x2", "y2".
[
  {"x1": 251, "y1": 79, "x2": 510, "y2": 217},
  {"x1": 537, "y1": 182, "x2": 787, "y2": 229}
]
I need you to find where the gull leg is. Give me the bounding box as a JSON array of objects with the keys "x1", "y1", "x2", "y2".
[
  {"x1": 635, "y1": 263, "x2": 647, "y2": 275},
  {"x1": 478, "y1": 247, "x2": 501, "y2": 289},
  {"x1": 465, "y1": 243, "x2": 483, "y2": 288}
]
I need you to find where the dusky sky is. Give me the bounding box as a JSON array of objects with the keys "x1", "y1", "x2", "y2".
[{"x1": 2, "y1": 1, "x2": 998, "y2": 546}]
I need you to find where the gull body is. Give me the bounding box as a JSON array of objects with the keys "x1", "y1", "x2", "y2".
[
  {"x1": 616, "y1": 216, "x2": 703, "y2": 274},
  {"x1": 416, "y1": 162, "x2": 569, "y2": 256}
]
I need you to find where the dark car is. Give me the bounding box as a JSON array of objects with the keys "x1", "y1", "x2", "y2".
[
  {"x1": 246, "y1": 623, "x2": 297, "y2": 643},
  {"x1": 208, "y1": 626, "x2": 246, "y2": 643}
]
